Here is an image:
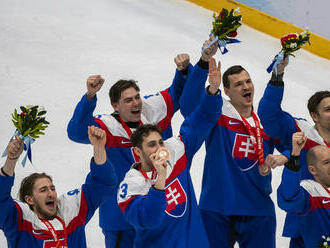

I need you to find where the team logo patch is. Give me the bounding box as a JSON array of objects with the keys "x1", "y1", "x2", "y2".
[
  {"x1": 165, "y1": 178, "x2": 187, "y2": 218},
  {"x1": 232, "y1": 133, "x2": 258, "y2": 171}
]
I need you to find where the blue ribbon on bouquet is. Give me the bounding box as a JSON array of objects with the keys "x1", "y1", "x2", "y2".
[
  {"x1": 201, "y1": 34, "x2": 241, "y2": 55},
  {"x1": 2, "y1": 130, "x2": 35, "y2": 167},
  {"x1": 266, "y1": 50, "x2": 289, "y2": 75}
]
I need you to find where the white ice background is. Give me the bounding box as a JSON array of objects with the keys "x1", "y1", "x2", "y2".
[{"x1": 0, "y1": 0, "x2": 329, "y2": 247}]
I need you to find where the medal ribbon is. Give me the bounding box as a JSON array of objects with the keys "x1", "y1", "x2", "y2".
[
  {"x1": 41, "y1": 216, "x2": 68, "y2": 248},
  {"x1": 118, "y1": 117, "x2": 143, "y2": 137},
  {"x1": 240, "y1": 111, "x2": 265, "y2": 165},
  {"x1": 138, "y1": 164, "x2": 157, "y2": 180}
]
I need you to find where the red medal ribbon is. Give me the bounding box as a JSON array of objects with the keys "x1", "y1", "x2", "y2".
[
  {"x1": 118, "y1": 117, "x2": 143, "y2": 137},
  {"x1": 138, "y1": 164, "x2": 157, "y2": 180},
  {"x1": 41, "y1": 216, "x2": 68, "y2": 248},
  {"x1": 240, "y1": 111, "x2": 265, "y2": 166}
]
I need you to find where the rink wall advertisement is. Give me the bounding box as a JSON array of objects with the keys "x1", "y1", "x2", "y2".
[{"x1": 185, "y1": 0, "x2": 330, "y2": 59}]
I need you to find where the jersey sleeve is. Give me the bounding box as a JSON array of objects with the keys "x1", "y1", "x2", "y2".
[
  {"x1": 166, "y1": 64, "x2": 193, "y2": 114},
  {"x1": 179, "y1": 63, "x2": 209, "y2": 118},
  {"x1": 117, "y1": 171, "x2": 167, "y2": 229},
  {"x1": 0, "y1": 175, "x2": 19, "y2": 239},
  {"x1": 80, "y1": 158, "x2": 118, "y2": 223},
  {"x1": 258, "y1": 83, "x2": 297, "y2": 144},
  {"x1": 180, "y1": 91, "x2": 222, "y2": 163},
  {"x1": 277, "y1": 168, "x2": 310, "y2": 214},
  {"x1": 143, "y1": 64, "x2": 192, "y2": 125},
  {"x1": 67, "y1": 94, "x2": 100, "y2": 144}
]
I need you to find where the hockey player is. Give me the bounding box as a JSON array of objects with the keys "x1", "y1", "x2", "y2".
[
  {"x1": 179, "y1": 61, "x2": 290, "y2": 247},
  {"x1": 258, "y1": 58, "x2": 330, "y2": 248},
  {"x1": 0, "y1": 126, "x2": 117, "y2": 247},
  {"x1": 67, "y1": 42, "x2": 218, "y2": 248},
  {"x1": 277, "y1": 132, "x2": 330, "y2": 248},
  {"x1": 117, "y1": 57, "x2": 222, "y2": 247}
]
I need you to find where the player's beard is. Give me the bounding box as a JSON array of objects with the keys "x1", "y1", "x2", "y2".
[
  {"x1": 35, "y1": 202, "x2": 58, "y2": 220},
  {"x1": 141, "y1": 150, "x2": 154, "y2": 171}
]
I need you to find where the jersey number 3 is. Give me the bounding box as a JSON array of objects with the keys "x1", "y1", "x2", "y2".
[{"x1": 119, "y1": 183, "x2": 128, "y2": 198}]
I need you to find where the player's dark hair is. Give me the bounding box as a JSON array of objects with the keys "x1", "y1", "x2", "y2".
[
  {"x1": 307, "y1": 90, "x2": 330, "y2": 115},
  {"x1": 19, "y1": 173, "x2": 53, "y2": 209},
  {"x1": 222, "y1": 65, "x2": 247, "y2": 89},
  {"x1": 131, "y1": 124, "x2": 162, "y2": 149},
  {"x1": 109, "y1": 80, "x2": 140, "y2": 104}
]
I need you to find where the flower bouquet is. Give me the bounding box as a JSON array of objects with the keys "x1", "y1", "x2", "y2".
[
  {"x1": 281, "y1": 31, "x2": 310, "y2": 57},
  {"x1": 12, "y1": 105, "x2": 49, "y2": 139},
  {"x1": 202, "y1": 8, "x2": 242, "y2": 55},
  {"x1": 267, "y1": 30, "x2": 310, "y2": 74},
  {"x1": 2, "y1": 105, "x2": 49, "y2": 166},
  {"x1": 319, "y1": 236, "x2": 330, "y2": 248}
]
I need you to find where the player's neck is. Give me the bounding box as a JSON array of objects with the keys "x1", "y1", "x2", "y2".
[
  {"x1": 316, "y1": 125, "x2": 330, "y2": 144},
  {"x1": 140, "y1": 162, "x2": 153, "y2": 172},
  {"x1": 236, "y1": 106, "x2": 253, "y2": 118}
]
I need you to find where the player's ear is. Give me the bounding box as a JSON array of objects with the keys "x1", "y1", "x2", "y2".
[{"x1": 133, "y1": 147, "x2": 142, "y2": 158}]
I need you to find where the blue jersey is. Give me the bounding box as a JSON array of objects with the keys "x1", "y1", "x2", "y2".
[
  {"x1": 0, "y1": 159, "x2": 117, "y2": 248},
  {"x1": 258, "y1": 82, "x2": 330, "y2": 237},
  {"x1": 199, "y1": 99, "x2": 285, "y2": 216},
  {"x1": 67, "y1": 67, "x2": 195, "y2": 231},
  {"x1": 179, "y1": 63, "x2": 288, "y2": 216},
  {"x1": 118, "y1": 91, "x2": 222, "y2": 247},
  {"x1": 278, "y1": 168, "x2": 330, "y2": 248}
]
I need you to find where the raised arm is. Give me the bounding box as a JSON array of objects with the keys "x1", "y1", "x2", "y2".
[
  {"x1": 81, "y1": 126, "x2": 117, "y2": 223},
  {"x1": 180, "y1": 38, "x2": 218, "y2": 117},
  {"x1": 0, "y1": 136, "x2": 24, "y2": 177},
  {"x1": 277, "y1": 132, "x2": 309, "y2": 213},
  {"x1": 258, "y1": 57, "x2": 297, "y2": 142},
  {"x1": 180, "y1": 58, "x2": 222, "y2": 162},
  {"x1": 0, "y1": 137, "x2": 24, "y2": 233},
  {"x1": 157, "y1": 53, "x2": 192, "y2": 116},
  {"x1": 67, "y1": 75, "x2": 104, "y2": 144}
]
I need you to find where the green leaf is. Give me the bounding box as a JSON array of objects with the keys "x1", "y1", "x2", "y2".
[
  {"x1": 30, "y1": 134, "x2": 39, "y2": 139},
  {"x1": 11, "y1": 113, "x2": 18, "y2": 121},
  {"x1": 20, "y1": 106, "x2": 27, "y2": 113},
  {"x1": 17, "y1": 117, "x2": 23, "y2": 133},
  {"x1": 34, "y1": 131, "x2": 45, "y2": 135},
  {"x1": 12, "y1": 105, "x2": 49, "y2": 140},
  {"x1": 12, "y1": 119, "x2": 17, "y2": 128},
  {"x1": 23, "y1": 128, "x2": 32, "y2": 137}
]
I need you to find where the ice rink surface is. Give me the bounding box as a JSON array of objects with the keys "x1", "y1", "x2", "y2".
[{"x1": 0, "y1": 0, "x2": 329, "y2": 247}]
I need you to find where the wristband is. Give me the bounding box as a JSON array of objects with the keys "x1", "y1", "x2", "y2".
[
  {"x1": 285, "y1": 155, "x2": 300, "y2": 172},
  {"x1": 269, "y1": 72, "x2": 284, "y2": 86},
  {"x1": 206, "y1": 85, "x2": 220, "y2": 95}
]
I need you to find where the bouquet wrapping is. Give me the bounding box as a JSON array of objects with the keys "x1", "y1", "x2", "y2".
[
  {"x1": 202, "y1": 8, "x2": 242, "y2": 55},
  {"x1": 2, "y1": 105, "x2": 49, "y2": 166},
  {"x1": 267, "y1": 30, "x2": 310, "y2": 74}
]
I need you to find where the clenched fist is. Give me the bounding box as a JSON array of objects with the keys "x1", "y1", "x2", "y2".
[
  {"x1": 86, "y1": 75, "x2": 105, "y2": 100},
  {"x1": 174, "y1": 54, "x2": 190, "y2": 71}
]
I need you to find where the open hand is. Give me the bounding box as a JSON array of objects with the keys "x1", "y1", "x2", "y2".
[{"x1": 208, "y1": 58, "x2": 221, "y2": 94}]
